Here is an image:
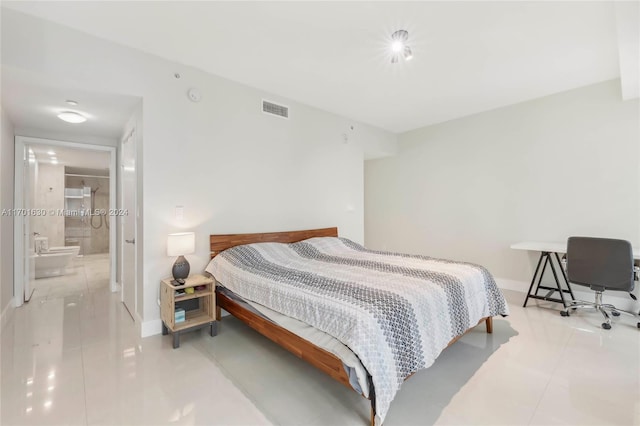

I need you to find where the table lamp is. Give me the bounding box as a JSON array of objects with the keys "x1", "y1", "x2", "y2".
[{"x1": 167, "y1": 232, "x2": 195, "y2": 284}]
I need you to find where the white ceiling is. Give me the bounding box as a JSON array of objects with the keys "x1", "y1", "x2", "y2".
[
  {"x1": 2, "y1": 1, "x2": 630, "y2": 133},
  {"x1": 29, "y1": 144, "x2": 110, "y2": 170},
  {"x1": 1, "y1": 66, "x2": 140, "y2": 139}
]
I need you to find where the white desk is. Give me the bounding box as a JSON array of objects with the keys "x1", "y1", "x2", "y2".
[
  {"x1": 511, "y1": 241, "x2": 640, "y2": 260},
  {"x1": 511, "y1": 241, "x2": 640, "y2": 308}
]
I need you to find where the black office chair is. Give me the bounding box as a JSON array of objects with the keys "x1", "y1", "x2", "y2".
[{"x1": 560, "y1": 236, "x2": 640, "y2": 329}]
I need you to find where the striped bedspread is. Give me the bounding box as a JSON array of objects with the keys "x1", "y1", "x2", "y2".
[{"x1": 205, "y1": 237, "x2": 509, "y2": 423}]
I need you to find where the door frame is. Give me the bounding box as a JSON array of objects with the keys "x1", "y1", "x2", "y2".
[
  {"x1": 13, "y1": 136, "x2": 117, "y2": 307},
  {"x1": 119, "y1": 124, "x2": 137, "y2": 317}
]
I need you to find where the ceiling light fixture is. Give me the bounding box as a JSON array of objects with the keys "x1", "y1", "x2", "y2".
[
  {"x1": 65, "y1": 100, "x2": 78, "y2": 106},
  {"x1": 403, "y1": 46, "x2": 413, "y2": 61},
  {"x1": 390, "y1": 30, "x2": 412, "y2": 63},
  {"x1": 47, "y1": 150, "x2": 55, "y2": 155},
  {"x1": 57, "y1": 111, "x2": 87, "y2": 124}
]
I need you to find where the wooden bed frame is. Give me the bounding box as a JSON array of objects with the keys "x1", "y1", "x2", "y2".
[{"x1": 210, "y1": 227, "x2": 493, "y2": 426}]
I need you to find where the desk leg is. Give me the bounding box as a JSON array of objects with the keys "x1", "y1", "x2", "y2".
[
  {"x1": 523, "y1": 253, "x2": 546, "y2": 307},
  {"x1": 554, "y1": 252, "x2": 575, "y2": 301},
  {"x1": 524, "y1": 251, "x2": 576, "y2": 307},
  {"x1": 547, "y1": 258, "x2": 567, "y2": 307},
  {"x1": 523, "y1": 251, "x2": 549, "y2": 308}
]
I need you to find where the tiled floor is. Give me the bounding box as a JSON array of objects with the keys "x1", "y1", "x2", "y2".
[
  {"x1": 30, "y1": 254, "x2": 111, "y2": 301},
  {"x1": 0, "y1": 256, "x2": 271, "y2": 426},
  {"x1": 199, "y1": 292, "x2": 640, "y2": 426},
  {"x1": 1, "y1": 259, "x2": 639, "y2": 425}
]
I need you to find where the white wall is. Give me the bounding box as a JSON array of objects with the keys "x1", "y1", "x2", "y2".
[
  {"x1": 363, "y1": 124, "x2": 398, "y2": 160},
  {"x1": 0, "y1": 106, "x2": 15, "y2": 318},
  {"x1": 32, "y1": 163, "x2": 65, "y2": 247},
  {"x1": 365, "y1": 80, "x2": 640, "y2": 291},
  {"x1": 2, "y1": 9, "x2": 396, "y2": 334}
]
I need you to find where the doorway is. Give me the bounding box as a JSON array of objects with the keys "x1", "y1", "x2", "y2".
[{"x1": 14, "y1": 137, "x2": 117, "y2": 305}]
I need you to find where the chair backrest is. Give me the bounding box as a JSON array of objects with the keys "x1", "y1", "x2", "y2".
[{"x1": 567, "y1": 236, "x2": 634, "y2": 292}]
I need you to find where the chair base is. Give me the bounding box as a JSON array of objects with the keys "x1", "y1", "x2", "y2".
[{"x1": 560, "y1": 291, "x2": 640, "y2": 330}]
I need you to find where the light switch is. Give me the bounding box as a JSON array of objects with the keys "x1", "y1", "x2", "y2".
[{"x1": 175, "y1": 205, "x2": 184, "y2": 220}]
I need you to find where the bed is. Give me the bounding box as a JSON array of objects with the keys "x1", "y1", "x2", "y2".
[{"x1": 205, "y1": 227, "x2": 508, "y2": 425}]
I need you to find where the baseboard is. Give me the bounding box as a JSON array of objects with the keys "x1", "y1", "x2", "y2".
[
  {"x1": 494, "y1": 278, "x2": 527, "y2": 294},
  {"x1": 0, "y1": 298, "x2": 15, "y2": 335},
  {"x1": 494, "y1": 277, "x2": 639, "y2": 312},
  {"x1": 140, "y1": 318, "x2": 163, "y2": 338}
]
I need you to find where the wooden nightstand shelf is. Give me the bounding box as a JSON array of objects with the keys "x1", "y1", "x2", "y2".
[{"x1": 160, "y1": 274, "x2": 218, "y2": 348}]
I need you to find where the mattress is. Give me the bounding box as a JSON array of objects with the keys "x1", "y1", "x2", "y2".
[{"x1": 205, "y1": 236, "x2": 509, "y2": 423}]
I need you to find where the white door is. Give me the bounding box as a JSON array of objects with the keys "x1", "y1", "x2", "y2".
[
  {"x1": 23, "y1": 146, "x2": 37, "y2": 302},
  {"x1": 121, "y1": 128, "x2": 136, "y2": 319}
]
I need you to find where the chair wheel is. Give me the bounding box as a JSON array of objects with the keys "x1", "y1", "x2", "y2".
[
  {"x1": 612, "y1": 311, "x2": 620, "y2": 317},
  {"x1": 637, "y1": 322, "x2": 640, "y2": 329},
  {"x1": 602, "y1": 323, "x2": 611, "y2": 330},
  {"x1": 560, "y1": 311, "x2": 570, "y2": 317}
]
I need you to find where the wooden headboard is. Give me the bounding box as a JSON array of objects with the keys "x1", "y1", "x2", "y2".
[{"x1": 210, "y1": 227, "x2": 338, "y2": 258}]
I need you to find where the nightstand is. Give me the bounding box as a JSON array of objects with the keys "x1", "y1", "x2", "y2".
[{"x1": 160, "y1": 274, "x2": 218, "y2": 348}]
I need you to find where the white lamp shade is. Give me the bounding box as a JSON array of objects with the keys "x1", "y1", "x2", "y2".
[{"x1": 167, "y1": 232, "x2": 195, "y2": 256}]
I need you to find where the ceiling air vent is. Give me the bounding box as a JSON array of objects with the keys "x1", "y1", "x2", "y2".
[{"x1": 262, "y1": 100, "x2": 289, "y2": 119}]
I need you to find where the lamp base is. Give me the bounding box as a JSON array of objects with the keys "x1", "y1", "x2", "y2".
[{"x1": 172, "y1": 255, "x2": 190, "y2": 282}]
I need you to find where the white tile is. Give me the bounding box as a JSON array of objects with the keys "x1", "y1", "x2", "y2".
[
  {"x1": 530, "y1": 381, "x2": 637, "y2": 425},
  {"x1": 1, "y1": 254, "x2": 270, "y2": 426},
  {"x1": 547, "y1": 326, "x2": 640, "y2": 410},
  {"x1": 2, "y1": 266, "x2": 639, "y2": 426}
]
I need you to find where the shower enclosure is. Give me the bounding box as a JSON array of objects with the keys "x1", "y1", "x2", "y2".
[{"x1": 64, "y1": 168, "x2": 110, "y2": 256}]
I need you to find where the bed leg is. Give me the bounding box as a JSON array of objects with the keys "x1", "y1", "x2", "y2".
[
  {"x1": 216, "y1": 305, "x2": 222, "y2": 321},
  {"x1": 485, "y1": 317, "x2": 493, "y2": 334},
  {"x1": 370, "y1": 403, "x2": 375, "y2": 426}
]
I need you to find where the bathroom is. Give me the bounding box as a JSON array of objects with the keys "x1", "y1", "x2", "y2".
[{"x1": 29, "y1": 145, "x2": 112, "y2": 299}]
